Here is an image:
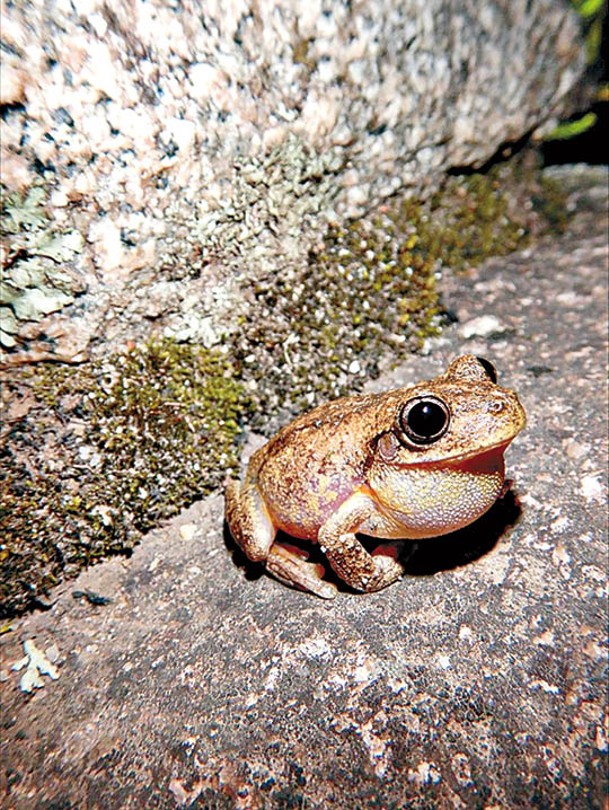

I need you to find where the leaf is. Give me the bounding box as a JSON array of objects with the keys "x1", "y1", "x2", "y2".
[
  {"x1": 544, "y1": 112, "x2": 597, "y2": 141},
  {"x1": 573, "y1": 0, "x2": 605, "y2": 19},
  {"x1": 585, "y1": 16, "x2": 603, "y2": 62}
]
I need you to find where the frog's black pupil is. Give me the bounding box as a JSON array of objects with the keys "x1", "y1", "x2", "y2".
[
  {"x1": 406, "y1": 400, "x2": 448, "y2": 441},
  {"x1": 476, "y1": 356, "x2": 498, "y2": 384}
]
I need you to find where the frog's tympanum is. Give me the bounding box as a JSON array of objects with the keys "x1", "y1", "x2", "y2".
[{"x1": 225, "y1": 355, "x2": 526, "y2": 598}]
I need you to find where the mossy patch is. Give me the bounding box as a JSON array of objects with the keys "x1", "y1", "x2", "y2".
[{"x1": 0, "y1": 340, "x2": 247, "y2": 615}]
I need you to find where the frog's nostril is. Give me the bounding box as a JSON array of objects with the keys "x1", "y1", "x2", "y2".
[
  {"x1": 487, "y1": 400, "x2": 505, "y2": 414},
  {"x1": 399, "y1": 396, "x2": 450, "y2": 445}
]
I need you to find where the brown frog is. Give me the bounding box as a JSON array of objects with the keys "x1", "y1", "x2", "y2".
[{"x1": 225, "y1": 355, "x2": 526, "y2": 598}]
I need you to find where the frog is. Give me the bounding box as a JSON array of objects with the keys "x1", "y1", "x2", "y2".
[{"x1": 225, "y1": 355, "x2": 526, "y2": 598}]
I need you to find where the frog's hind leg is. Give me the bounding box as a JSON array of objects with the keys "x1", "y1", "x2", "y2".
[
  {"x1": 225, "y1": 477, "x2": 275, "y2": 562},
  {"x1": 266, "y1": 544, "x2": 338, "y2": 600},
  {"x1": 225, "y1": 478, "x2": 337, "y2": 599}
]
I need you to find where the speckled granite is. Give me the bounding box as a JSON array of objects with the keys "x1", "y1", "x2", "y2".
[
  {"x1": 1, "y1": 168, "x2": 606, "y2": 808},
  {"x1": 1, "y1": 0, "x2": 584, "y2": 360}
]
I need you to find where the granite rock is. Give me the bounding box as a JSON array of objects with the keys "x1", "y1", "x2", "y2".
[
  {"x1": 1, "y1": 168, "x2": 606, "y2": 808},
  {"x1": 0, "y1": 0, "x2": 584, "y2": 360}
]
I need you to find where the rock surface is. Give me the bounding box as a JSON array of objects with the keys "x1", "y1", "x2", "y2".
[
  {"x1": 1, "y1": 167, "x2": 607, "y2": 808},
  {"x1": 1, "y1": 0, "x2": 584, "y2": 360}
]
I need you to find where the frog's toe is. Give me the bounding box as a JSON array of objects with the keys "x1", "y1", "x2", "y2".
[
  {"x1": 350, "y1": 552, "x2": 405, "y2": 593},
  {"x1": 266, "y1": 543, "x2": 338, "y2": 599}
]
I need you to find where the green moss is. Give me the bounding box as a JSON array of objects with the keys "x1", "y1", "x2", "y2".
[
  {"x1": 0, "y1": 339, "x2": 248, "y2": 615},
  {"x1": 533, "y1": 175, "x2": 570, "y2": 233},
  {"x1": 234, "y1": 206, "x2": 442, "y2": 422}
]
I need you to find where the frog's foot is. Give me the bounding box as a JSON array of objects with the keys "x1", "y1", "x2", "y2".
[
  {"x1": 266, "y1": 543, "x2": 338, "y2": 600},
  {"x1": 326, "y1": 538, "x2": 405, "y2": 592}
]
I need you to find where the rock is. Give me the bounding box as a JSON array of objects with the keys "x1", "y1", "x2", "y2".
[
  {"x1": 0, "y1": 63, "x2": 27, "y2": 105},
  {"x1": 459, "y1": 314, "x2": 507, "y2": 339},
  {"x1": 1, "y1": 169, "x2": 606, "y2": 808},
  {"x1": 0, "y1": 0, "x2": 584, "y2": 361}
]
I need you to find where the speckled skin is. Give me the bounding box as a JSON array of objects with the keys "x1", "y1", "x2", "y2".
[{"x1": 225, "y1": 356, "x2": 526, "y2": 598}]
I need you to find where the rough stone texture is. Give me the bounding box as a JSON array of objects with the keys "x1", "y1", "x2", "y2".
[
  {"x1": 1, "y1": 167, "x2": 607, "y2": 808},
  {"x1": 1, "y1": 0, "x2": 584, "y2": 361}
]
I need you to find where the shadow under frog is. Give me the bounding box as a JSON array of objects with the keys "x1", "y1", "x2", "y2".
[{"x1": 225, "y1": 356, "x2": 526, "y2": 598}]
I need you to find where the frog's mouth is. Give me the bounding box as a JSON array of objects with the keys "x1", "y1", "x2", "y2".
[
  {"x1": 394, "y1": 439, "x2": 513, "y2": 470},
  {"x1": 442, "y1": 441, "x2": 511, "y2": 471}
]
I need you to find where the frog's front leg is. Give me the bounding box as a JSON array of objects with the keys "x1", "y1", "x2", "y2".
[
  {"x1": 225, "y1": 477, "x2": 337, "y2": 599},
  {"x1": 318, "y1": 492, "x2": 406, "y2": 592}
]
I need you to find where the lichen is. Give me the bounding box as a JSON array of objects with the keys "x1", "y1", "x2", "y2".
[
  {"x1": 0, "y1": 339, "x2": 248, "y2": 615},
  {"x1": 0, "y1": 185, "x2": 85, "y2": 348}
]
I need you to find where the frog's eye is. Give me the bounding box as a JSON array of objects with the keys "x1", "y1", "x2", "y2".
[
  {"x1": 399, "y1": 396, "x2": 450, "y2": 445},
  {"x1": 475, "y1": 357, "x2": 498, "y2": 384}
]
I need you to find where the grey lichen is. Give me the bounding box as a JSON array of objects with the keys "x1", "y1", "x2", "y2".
[
  {"x1": 0, "y1": 186, "x2": 85, "y2": 348},
  {"x1": 159, "y1": 134, "x2": 346, "y2": 283}
]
